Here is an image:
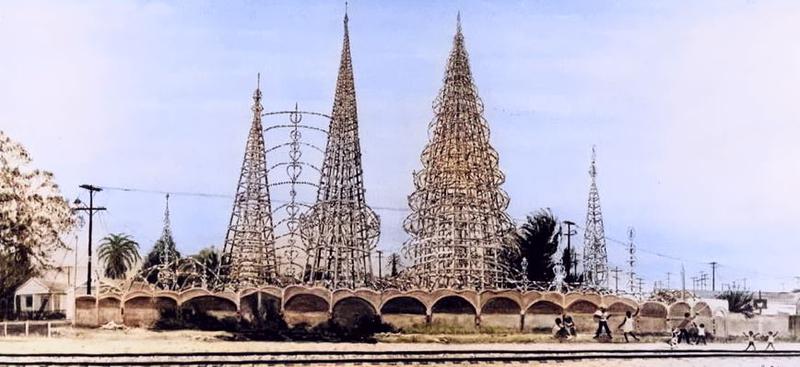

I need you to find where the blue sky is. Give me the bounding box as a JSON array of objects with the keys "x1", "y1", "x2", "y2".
[{"x1": 2, "y1": 0, "x2": 800, "y2": 291}]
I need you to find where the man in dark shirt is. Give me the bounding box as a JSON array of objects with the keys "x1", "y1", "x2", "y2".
[{"x1": 677, "y1": 312, "x2": 697, "y2": 344}]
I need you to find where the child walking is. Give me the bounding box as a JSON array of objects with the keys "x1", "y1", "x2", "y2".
[
  {"x1": 617, "y1": 308, "x2": 641, "y2": 342},
  {"x1": 744, "y1": 331, "x2": 760, "y2": 351}
]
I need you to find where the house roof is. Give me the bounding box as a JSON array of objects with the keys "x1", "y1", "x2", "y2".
[{"x1": 15, "y1": 277, "x2": 68, "y2": 295}]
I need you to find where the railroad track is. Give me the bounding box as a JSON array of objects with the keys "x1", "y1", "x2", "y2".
[{"x1": 1, "y1": 349, "x2": 800, "y2": 366}]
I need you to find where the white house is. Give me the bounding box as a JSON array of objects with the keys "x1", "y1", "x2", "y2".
[{"x1": 13, "y1": 277, "x2": 68, "y2": 315}]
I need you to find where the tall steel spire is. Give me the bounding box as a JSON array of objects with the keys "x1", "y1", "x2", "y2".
[
  {"x1": 402, "y1": 16, "x2": 515, "y2": 290},
  {"x1": 159, "y1": 193, "x2": 174, "y2": 267},
  {"x1": 301, "y1": 12, "x2": 380, "y2": 289},
  {"x1": 583, "y1": 146, "x2": 608, "y2": 288},
  {"x1": 221, "y1": 74, "x2": 279, "y2": 289}
]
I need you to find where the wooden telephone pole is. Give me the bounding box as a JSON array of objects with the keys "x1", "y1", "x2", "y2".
[{"x1": 73, "y1": 185, "x2": 106, "y2": 295}]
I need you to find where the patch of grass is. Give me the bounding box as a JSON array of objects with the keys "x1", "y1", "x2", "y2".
[{"x1": 401, "y1": 321, "x2": 478, "y2": 335}]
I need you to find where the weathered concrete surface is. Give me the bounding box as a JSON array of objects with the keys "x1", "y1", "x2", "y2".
[{"x1": 74, "y1": 287, "x2": 785, "y2": 337}]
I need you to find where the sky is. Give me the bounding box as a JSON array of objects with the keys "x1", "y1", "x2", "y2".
[{"x1": 2, "y1": 0, "x2": 800, "y2": 292}]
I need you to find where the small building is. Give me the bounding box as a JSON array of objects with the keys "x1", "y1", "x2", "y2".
[{"x1": 13, "y1": 278, "x2": 68, "y2": 315}]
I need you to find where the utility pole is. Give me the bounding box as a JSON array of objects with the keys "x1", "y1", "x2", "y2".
[
  {"x1": 709, "y1": 262, "x2": 718, "y2": 291},
  {"x1": 73, "y1": 184, "x2": 106, "y2": 295},
  {"x1": 563, "y1": 220, "x2": 576, "y2": 279},
  {"x1": 610, "y1": 267, "x2": 623, "y2": 294},
  {"x1": 666, "y1": 272, "x2": 672, "y2": 290},
  {"x1": 699, "y1": 272, "x2": 707, "y2": 291},
  {"x1": 377, "y1": 250, "x2": 383, "y2": 280}
]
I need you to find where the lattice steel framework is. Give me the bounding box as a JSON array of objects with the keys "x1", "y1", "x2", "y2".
[
  {"x1": 130, "y1": 194, "x2": 222, "y2": 292},
  {"x1": 402, "y1": 16, "x2": 515, "y2": 290},
  {"x1": 263, "y1": 106, "x2": 329, "y2": 281},
  {"x1": 301, "y1": 12, "x2": 380, "y2": 289},
  {"x1": 155, "y1": 194, "x2": 178, "y2": 288},
  {"x1": 583, "y1": 146, "x2": 609, "y2": 288},
  {"x1": 221, "y1": 76, "x2": 279, "y2": 289}
]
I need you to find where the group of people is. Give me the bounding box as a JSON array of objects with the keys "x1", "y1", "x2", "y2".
[
  {"x1": 552, "y1": 308, "x2": 781, "y2": 351},
  {"x1": 552, "y1": 315, "x2": 577, "y2": 340},
  {"x1": 743, "y1": 330, "x2": 779, "y2": 351},
  {"x1": 667, "y1": 312, "x2": 707, "y2": 346},
  {"x1": 552, "y1": 306, "x2": 641, "y2": 343}
]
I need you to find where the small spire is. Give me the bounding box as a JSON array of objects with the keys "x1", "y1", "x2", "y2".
[
  {"x1": 456, "y1": 11, "x2": 462, "y2": 34},
  {"x1": 344, "y1": 1, "x2": 349, "y2": 25},
  {"x1": 294, "y1": 102, "x2": 299, "y2": 112},
  {"x1": 589, "y1": 145, "x2": 598, "y2": 178},
  {"x1": 252, "y1": 73, "x2": 262, "y2": 101},
  {"x1": 162, "y1": 193, "x2": 172, "y2": 236}
]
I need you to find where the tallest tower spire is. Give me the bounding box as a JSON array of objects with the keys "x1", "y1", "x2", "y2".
[
  {"x1": 301, "y1": 11, "x2": 380, "y2": 289},
  {"x1": 402, "y1": 16, "x2": 515, "y2": 290}
]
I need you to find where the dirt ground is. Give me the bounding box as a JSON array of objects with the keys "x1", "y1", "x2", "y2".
[{"x1": 0, "y1": 327, "x2": 798, "y2": 354}]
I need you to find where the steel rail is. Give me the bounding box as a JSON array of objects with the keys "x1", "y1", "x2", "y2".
[{"x1": 1, "y1": 349, "x2": 800, "y2": 366}]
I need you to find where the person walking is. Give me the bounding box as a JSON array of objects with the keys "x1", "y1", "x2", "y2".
[
  {"x1": 617, "y1": 308, "x2": 640, "y2": 342},
  {"x1": 593, "y1": 307, "x2": 612, "y2": 339}
]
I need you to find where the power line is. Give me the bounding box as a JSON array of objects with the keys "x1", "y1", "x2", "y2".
[
  {"x1": 98, "y1": 185, "x2": 410, "y2": 212},
  {"x1": 94, "y1": 185, "x2": 795, "y2": 284}
]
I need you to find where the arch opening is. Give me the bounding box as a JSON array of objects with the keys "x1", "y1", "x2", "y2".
[
  {"x1": 566, "y1": 300, "x2": 598, "y2": 314},
  {"x1": 381, "y1": 297, "x2": 426, "y2": 315},
  {"x1": 332, "y1": 297, "x2": 378, "y2": 326},
  {"x1": 432, "y1": 296, "x2": 476, "y2": 314},
  {"x1": 284, "y1": 294, "x2": 329, "y2": 313},
  {"x1": 482, "y1": 297, "x2": 521, "y2": 315}
]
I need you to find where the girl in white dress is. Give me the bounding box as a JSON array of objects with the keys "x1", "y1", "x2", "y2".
[{"x1": 617, "y1": 308, "x2": 641, "y2": 342}]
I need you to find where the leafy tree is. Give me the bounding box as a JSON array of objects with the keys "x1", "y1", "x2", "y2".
[
  {"x1": 516, "y1": 209, "x2": 560, "y2": 283},
  {"x1": 141, "y1": 228, "x2": 181, "y2": 284},
  {"x1": 97, "y1": 233, "x2": 141, "y2": 279},
  {"x1": 0, "y1": 131, "x2": 74, "y2": 315},
  {"x1": 718, "y1": 290, "x2": 754, "y2": 317},
  {"x1": 191, "y1": 246, "x2": 220, "y2": 283}
]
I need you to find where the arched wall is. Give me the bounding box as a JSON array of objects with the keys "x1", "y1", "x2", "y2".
[
  {"x1": 524, "y1": 301, "x2": 563, "y2": 332},
  {"x1": 332, "y1": 297, "x2": 377, "y2": 327},
  {"x1": 240, "y1": 292, "x2": 282, "y2": 322},
  {"x1": 97, "y1": 297, "x2": 122, "y2": 325},
  {"x1": 380, "y1": 296, "x2": 427, "y2": 330},
  {"x1": 431, "y1": 295, "x2": 477, "y2": 330},
  {"x1": 481, "y1": 297, "x2": 522, "y2": 331},
  {"x1": 122, "y1": 296, "x2": 177, "y2": 328},
  {"x1": 284, "y1": 293, "x2": 330, "y2": 326},
  {"x1": 77, "y1": 287, "x2": 733, "y2": 336},
  {"x1": 565, "y1": 300, "x2": 600, "y2": 332},
  {"x1": 639, "y1": 302, "x2": 668, "y2": 333},
  {"x1": 74, "y1": 296, "x2": 97, "y2": 327}
]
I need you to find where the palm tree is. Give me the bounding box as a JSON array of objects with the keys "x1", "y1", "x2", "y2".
[
  {"x1": 515, "y1": 209, "x2": 561, "y2": 283},
  {"x1": 98, "y1": 233, "x2": 141, "y2": 280}
]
